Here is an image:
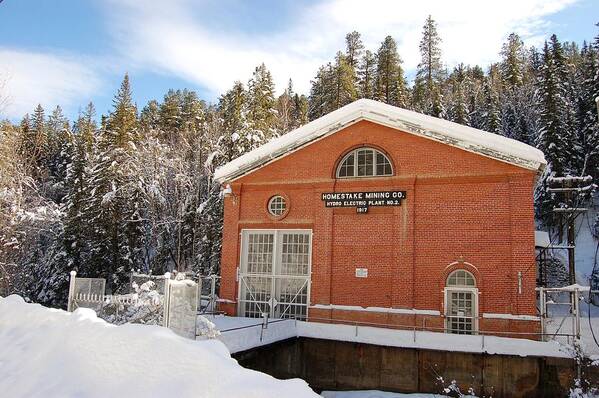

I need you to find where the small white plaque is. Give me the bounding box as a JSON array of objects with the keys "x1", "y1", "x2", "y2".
[{"x1": 355, "y1": 268, "x2": 368, "y2": 278}]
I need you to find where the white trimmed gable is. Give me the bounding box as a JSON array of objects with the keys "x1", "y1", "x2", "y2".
[{"x1": 214, "y1": 99, "x2": 546, "y2": 184}]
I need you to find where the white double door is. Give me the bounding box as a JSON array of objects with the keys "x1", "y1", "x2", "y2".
[{"x1": 238, "y1": 229, "x2": 311, "y2": 320}]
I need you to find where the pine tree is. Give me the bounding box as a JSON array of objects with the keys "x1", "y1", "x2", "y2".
[
  {"x1": 414, "y1": 15, "x2": 445, "y2": 116},
  {"x1": 80, "y1": 102, "x2": 97, "y2": 154},
  {"x1": 291, "y1": 93, "x2": 309, "y2": 127},
  {"x1": 45, "y1": 106, "x2": 71, "y2": 197},
  {"x1": 374, "y1": 36, "x2": 408, "y2": 107},
  {"x1": 140, "y1": 100, "x2": 160, "y2": 132},
  {"x1": 332, "y1": 52, "x2": 358, "y2": 109},
  {"x1": 448, "y1": 64, "x2": 470, "y2": 126},
  {"x1": 21, "y1": 104, "x2": 49, "y2": 174},
  {"x1": 498, "y1": 33, "x2": 537, "y2": 142},
  {"x1": 219, "y1": 81, "x2": 252, "y2": 160},
  {"x1": 481, "y1": 68, "x2": 502, "y2": 134},
  {"x1": 277, "y1": 79, "x2": 295, "y2": 133},
  {"x1": 465, "y1": 66, "x2": 486, "y2": 130},
  {"x1": 180, "y1": 89, "x2": 206, "y2": 137},
  {"x1": 247, "y1": 63, "x2": 278, "y2": 140},
  {"x1": 345, "y1": 31, "x2": 364, "y2": 70},
  {"x1": 106, "y1": 74, "x2": 138, "y2": 148},
  {"x1": 309, "y1": 63, "x2": 335, "y2": 120},
  {"x1": 85, "y1": 74, "x2": 144, "y2": 291},
  {"x1": 358, "y1": 50, "x2": 377, "y2": 99},
  {"x1": 500, "y1": 33, "x2": 527, "y2": 88},
  {"x1": 159, "y1": 89, "x2": 183, "y2": 144},
  {"x1": 277, "y1": 80, "x2": 307, "y2": 133},
  {"x1": 63, "y1": 111, "x2": 96, "y2": 272},
  {"x1": 536, "y1": 37, "x2": 574, "y2": 176},
  {"x1": 573, "y1": 32, "x2": 599, "y2": 177}
]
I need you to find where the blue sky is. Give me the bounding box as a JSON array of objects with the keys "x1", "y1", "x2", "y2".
[{"x1": 0, "y1": 0, "x2": 597, "y2": 121}]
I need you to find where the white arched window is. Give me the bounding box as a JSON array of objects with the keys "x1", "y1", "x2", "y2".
[
  {"x1": 336, "y1": 147, "x2": 393, "y2": 178},
  {"x1": 445, "y1": 269, "x2": 478, "y2": 335},
  {"x1": 447, "y1": 269, "x2": 476, "y2": 287}
]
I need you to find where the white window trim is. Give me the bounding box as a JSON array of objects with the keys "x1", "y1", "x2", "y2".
[
  {"x1": 444, "y1": 286, "x2": 479, "y2": 334},
  {"x1": 237, "y1": 229, "x2": 312, "y2": 319},
  {"x1": 267, "y1": 195, "x2": 287, "y2": 217},
  {"x1": 336, "y1": 147, "x2": 393, "y2": 178}
]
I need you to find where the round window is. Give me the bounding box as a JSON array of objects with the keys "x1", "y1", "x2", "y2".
[{"x1": 268, "y1": 195, "x2": 287, "y2": 217}]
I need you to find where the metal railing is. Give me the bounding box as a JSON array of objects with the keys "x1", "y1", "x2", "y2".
[
  {"x1": 305, "y1": 316, "x2": 573, "y2": 344},
  {"x1": 215, "y1": 315, "x2": 294, "y2": 342},
  {"x1": 214, "y1": 313, "x2": 573, "y2": 348}
]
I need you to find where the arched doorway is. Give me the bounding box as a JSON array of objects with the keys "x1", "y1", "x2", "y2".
[{"x1": 445, "y1": 269, "x2": 478, "y2": 334}]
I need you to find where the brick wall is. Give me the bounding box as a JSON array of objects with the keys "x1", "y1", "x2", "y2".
[{"x1": 219, "y1": 120, "x2": 540, "y2": 334}]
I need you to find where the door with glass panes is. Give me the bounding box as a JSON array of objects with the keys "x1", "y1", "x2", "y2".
[
  {"x1": 445, "y1": 269, "x2": 478, "y2": 334},
  {"x1": 238, "y1": 229, "x2": 311, "y2": 320}
]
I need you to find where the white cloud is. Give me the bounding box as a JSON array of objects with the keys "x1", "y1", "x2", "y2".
[
  {"x1": 102, "y1": 0, "x2": 577, "y2": 97},
  {"x1": 0, "y1": 49, "x2": 102, "y2": 119}
]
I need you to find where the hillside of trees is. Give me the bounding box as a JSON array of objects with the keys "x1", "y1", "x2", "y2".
[{"x1": 0, "y1": 17, "x2": 598, "y2": 307}]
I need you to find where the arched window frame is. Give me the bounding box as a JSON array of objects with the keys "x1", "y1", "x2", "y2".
[
  {"x1": 336, "y1": 147, "x2": 393, "y2": 178},
  {"x1": 446, "y1": 269, "x2": 476, "y2": 287}
]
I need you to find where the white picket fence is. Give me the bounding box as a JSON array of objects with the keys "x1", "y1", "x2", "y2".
[{"x1": 67, "y1": 271, "x2": 199, "y2": 339}]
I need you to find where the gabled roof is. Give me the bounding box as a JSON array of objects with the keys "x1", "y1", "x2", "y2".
[{"x1": 214, "y1": 99, "x2": 546, "y2": 184}]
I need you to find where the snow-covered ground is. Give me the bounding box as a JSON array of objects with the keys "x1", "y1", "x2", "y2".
[
  {"x1": 573, "y1": 199, "x2": 598, "y2": 285},
  {"x1": 544, "y1": 302, "x2": 599, "y2": 358},
  {"x1": 0, "y1": 295, "x2": 319, "y2": 398},
  {"x1": 541, "y1": 196, "x2": 599, "y2": 358},
  {"x1": 210, "y1": 316, "x2": 297, "y2": 353},
  {"x1": 208, "y1": 315, "x2": 572, "y2": 358}
]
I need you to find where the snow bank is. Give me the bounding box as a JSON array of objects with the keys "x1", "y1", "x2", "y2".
[{"x1": 0, "y1": 296, "x2": 318, "y2": 398}]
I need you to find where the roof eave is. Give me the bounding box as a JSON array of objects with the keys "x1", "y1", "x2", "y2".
[{"x1": 214, "y1": 100, "x2": 546, "y2": 185}]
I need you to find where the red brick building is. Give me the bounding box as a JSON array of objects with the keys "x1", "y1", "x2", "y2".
[{"x1": 214, "y1": 99, "x2": 546, "y2": 336}]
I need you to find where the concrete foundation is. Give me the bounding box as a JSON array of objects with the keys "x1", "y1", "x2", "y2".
[{"x1": 234, "y1": 337, "x2": 579, "y2": 398}]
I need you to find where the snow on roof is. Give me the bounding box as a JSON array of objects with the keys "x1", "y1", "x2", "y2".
[
  {"x1": 214, "y1": 99, "x2": 547, "y2": 184},
  {"x1": 0, "y1": 296, "x2": 318, "y2": 398},
  {"x1": 535, "y1": 230, "x2": 551, "y2": 248}
]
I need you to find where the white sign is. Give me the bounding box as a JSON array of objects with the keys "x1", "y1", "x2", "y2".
[{"x1": 355, "y1": 268, "x2": 368, "y2": 278}]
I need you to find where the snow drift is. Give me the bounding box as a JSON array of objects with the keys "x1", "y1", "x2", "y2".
[{"x1": 0, "y1": 295, "x2": 318, "y2": 398}]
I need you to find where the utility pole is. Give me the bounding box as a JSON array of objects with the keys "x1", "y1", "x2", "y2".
[{"x1": 547, "y1": 175, "x2": 594, "y2": 284}]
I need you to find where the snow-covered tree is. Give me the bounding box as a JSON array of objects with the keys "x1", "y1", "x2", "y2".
[
  {"x1": 536, "y1": 37, "x2": 574, "y2": 175},
  {"x1": 247, "y1": 63, "x2": 278, "y2": 140},
  {"x1": 374, "y1": 36, "x2": 408, "y2": 107},
  {"x1": 500, "y1": 33, "x2": 528, "y2": 88},
  {"x1": 332, "y1": 52, "x2": 358, "y2": 109},
  {"x1": 481, "y1": 68, "x2": 502, "y2": 134},
  {"x1": 84, "y1": 74, "x2": 145, "y2": 292},
  {"x1": 414, "y1": 15, "x2": 446, "y2": 116},
  {"x1": 309, "y1": 63, "x2": 336, "y2": 120},
  {"x1": 447, "y1": 64, "x2": 470, "y2": 126},
  {"x1": 358, "y1": 50, "x2": 377, "y2": 99}
]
